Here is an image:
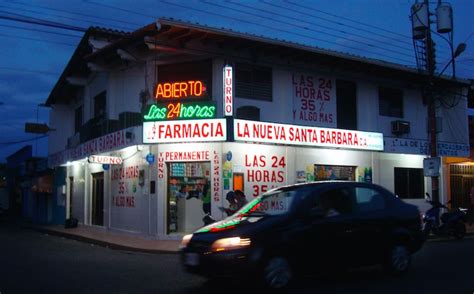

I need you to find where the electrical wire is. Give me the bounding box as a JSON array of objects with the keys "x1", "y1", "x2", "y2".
[
  {"x1": 84, "y1": 0, "x2": 157, "y2": 19},
  {"x1": 0, "y1": 4, "x2": 134, "y2": 32},
  {"x1": 0, "y1": 11, "x2": 87, "y2": 32},
  {"x1": 0, "y1": 23, "x2": 82, "y2": 39},
  {"x1": 9, "y1": 1, "x2": 143, "y2": 28},
  {"x1": 0, "y1": 32, "x2": 77, "y2": 46},
  {"x1": 207, "y1": 0, "x2": 417, "y2": 59},
  {"x1": 284, "y1": 0, "x2": 456, "y2": 56},
  {"x1": 255, "y1": 0, "x2": 416, "y2": 54},
  {"x1": 0, "y1": 135, "x2": 48, "y2": 145},
  {"x1": 158, "y1": 0, "x2": 416, "y2": 65},
  {"x1": 0, "y1": 67, "x2": 60, "y2": 75},
  {"x1": 285, "y1": 0, "x2": 412, "y2": 41}
]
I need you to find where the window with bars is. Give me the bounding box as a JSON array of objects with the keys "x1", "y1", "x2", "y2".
[
  {"x1": 74, "y1": 105, "x2": 83, "y2": 134},
  {"x1": 235, "y1": 62, "x2": 272, "y2": 101},
  {"x1": 94, "y1": 91, "x2": 106, "y2": 119},
  {"x1": 379, "y1": 86, "x2": 403, "y2": 118},
  {"x1": 394, "y1": 167, "x2": 424, "y2": 199}
]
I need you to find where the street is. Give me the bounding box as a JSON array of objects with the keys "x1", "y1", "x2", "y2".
[{"x1": 1, "y1": 221, "x2": 473, "y2": 294}]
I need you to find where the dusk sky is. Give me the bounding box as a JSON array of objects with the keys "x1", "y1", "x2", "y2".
[{"x1": 0, "y1": 0, "x2": 473, "y2": 163}]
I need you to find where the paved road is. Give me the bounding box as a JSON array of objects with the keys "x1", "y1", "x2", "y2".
[{"x1": 0, "y1": 220, "x2": 473, "y2": 294}]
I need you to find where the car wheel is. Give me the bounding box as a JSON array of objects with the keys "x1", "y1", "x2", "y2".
[
  {"x1": 386, "y1": 245, "x2": 411, "y2": 275},
  {"x1": 263, "y1": 257, "x2": 292, "y2": 289},
  {"x1": 453, "y1": 222, "x2": 466, "y2": 240}
]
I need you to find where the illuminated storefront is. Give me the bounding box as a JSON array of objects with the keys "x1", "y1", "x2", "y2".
[{"x1": 45, "y1": 20, "x2": 469, "y2": 240}]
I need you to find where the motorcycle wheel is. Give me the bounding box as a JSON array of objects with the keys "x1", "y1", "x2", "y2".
[{"x1": 453, "y1": 222, "x2": 466, "y2": 240}]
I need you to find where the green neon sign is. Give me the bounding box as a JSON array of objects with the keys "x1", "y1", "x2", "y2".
[{"x1": 143, "y1": 102, "x2": 217, "y2": 121}]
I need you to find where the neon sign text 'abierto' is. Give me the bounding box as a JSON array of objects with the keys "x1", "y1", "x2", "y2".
[{"x1": 155, "y1": 81, "x2": 205, "y2": 99}]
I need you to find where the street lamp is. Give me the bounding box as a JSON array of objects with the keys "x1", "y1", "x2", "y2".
[{"x1": 438, "y1": 42, "x2": 467, "y2": 77}]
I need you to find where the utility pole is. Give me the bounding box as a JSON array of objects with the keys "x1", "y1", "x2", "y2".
[
  {"x1": 425, "y1": 0, "x2": 440, "y2": 203},
  {"x1": 411, "y1": 0, "x2": 451, "y2": 203},
  {"x1": 411, "y1": 1, "x2": 466, "y2": 203}
]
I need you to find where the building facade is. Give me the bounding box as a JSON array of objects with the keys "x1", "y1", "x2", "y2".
[{"x1": 45, "y1": 19, "x2": 470, "y2": 239}]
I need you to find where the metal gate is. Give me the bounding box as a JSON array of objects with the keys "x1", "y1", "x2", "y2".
[{"x1": 450, "y1": 165, "x2": 474, "y2": 208}]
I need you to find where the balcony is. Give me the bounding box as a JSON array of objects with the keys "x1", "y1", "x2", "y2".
[{"x1": 66, "y1": 112, "x2": 142, "y2": 147}]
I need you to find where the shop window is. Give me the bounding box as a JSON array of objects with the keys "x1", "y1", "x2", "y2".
[
  {"x1": 236, "y1": 106, "x2": 260, "y2": 121},
  {"x1": 74, "y1": 105, "x2": 83, "y2": 134},
  {"x1": 336, "y1": 80, "x2": 357, "y2": 130},
  {"x1": 314, "y1": 165, "x2": 355, "y2": 181},
  {"x1": 394, "y1": 167, "x2": 424, "y2": 199},
  {"x1": 235, "y1": 62, "x2": 272, "y2": 101},
  {"x1": 379, "y1": 86, "x2": 403, "y2": 118},
  {"x1": 94, "y1": 91, "x2": 106, "y2": 120},
  {"x1": 167, "y1": 162, "x2": 211, "y2": 234},
  {"x1": 354, "y1": 187, "x2": 385, "y2": 212},
  {"x1": 233, "y1": 173, "x2": 244, "y2": 191}
]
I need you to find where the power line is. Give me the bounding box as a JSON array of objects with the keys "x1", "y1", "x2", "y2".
[
  {"x1": 0, "y1": 135, "x2": 48, "y2": 145},
  {"x1": 208, "y1": 0, "x2": 417, "y2": 60},
  {"x1": 285, "y1": 0, "x2": 412, "y2": 41},
  {"x1": 0, "y1": 23, "x2": 82, "y2": 39},
  {"x1": 0, "y1": 11, "x2": 87, "y2": 32},
  {"x1": 256, "y1": 1, "x2": 414, "y2": 52},
  {"x1": 84, "y1": 0, "x2": 157, "y2": 19},
  {"x1": 0, "y1": 32, "x2": 77, "y2": 47},
  {"x1": 270, "y1": 0, "x2": 450, "y2": 58},
  {"x1": 159, "y1": 0, "x2": 415, "y2": 65},
  {"x1": 10, "y1": 1, "x2": 143, "y2": 28},
  {"x1": 0, "y1": 3, "x2": 134, "y2": 32},
  {"x1": 0, "y1": 66, "x2": 60, "y2": 75}
]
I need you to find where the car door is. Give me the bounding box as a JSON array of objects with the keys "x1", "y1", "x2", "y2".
[
  {"x1": 350, "y1": 186, "x2": 389, "y2": 265},
  {"x1": 305, "y1": 186, "x2": 359, "y2": 271}
]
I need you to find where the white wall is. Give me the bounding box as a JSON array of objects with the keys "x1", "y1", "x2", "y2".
[
  {"x1": 67, "y1": 162, "x2": 86, "y2": 223},
  {"x1": 49, "y1": 104, "x2": 74, "y2": 155},
  {"x1": 109, "y1": 65, "x2": 144, "y2": 119},
  {"x1": 108, "y1": 146, "x2": 149, "y2": 233}
]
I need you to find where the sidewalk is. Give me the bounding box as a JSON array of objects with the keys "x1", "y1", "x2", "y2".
[
  {"x1": 22, "y1": 219, "x2": 474, "y2": 254},
  {"x1": 27, "y1": 222, "x2": 181, "y2": 254}
]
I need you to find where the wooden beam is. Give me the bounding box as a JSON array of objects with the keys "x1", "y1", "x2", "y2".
[
  {"x1": 66, "y1": 77, "x2": 87, "y2": 86},
  {"x1": 87, "y1": 62, "x2": 108, "y2": 72},
  {"x1": 116, "y1": 49, "x2": 137, "y2": 62},
  {"x1": 88, "y1": 38, "x2": 111, "y2": 51}
]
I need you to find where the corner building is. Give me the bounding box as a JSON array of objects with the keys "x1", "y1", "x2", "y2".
[{"x1": 45, "y1": 19, "x2": 470, "y2": 239}]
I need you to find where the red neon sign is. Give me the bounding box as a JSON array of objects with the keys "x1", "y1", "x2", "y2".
[{"x1": 155, "y1": 81, "x2": 206, "y2": 99}]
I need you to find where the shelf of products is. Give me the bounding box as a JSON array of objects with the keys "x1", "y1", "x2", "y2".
[{"x1": 170, "y1": 162, "x2": 205, "y2": 177}]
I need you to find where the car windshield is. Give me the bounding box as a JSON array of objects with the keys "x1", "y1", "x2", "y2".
[{"x1": 237, "y1": 189, "x2": 297, "y2": 216}]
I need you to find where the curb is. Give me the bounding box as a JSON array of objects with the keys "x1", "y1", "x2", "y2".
[{"x1": 25, "y1": 225, "x2": 180, "y2": 255}]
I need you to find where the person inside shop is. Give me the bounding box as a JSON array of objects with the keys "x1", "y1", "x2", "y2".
[
  {"x1": 186, "y1": 183, "x2": 203, "y2": 200},
  {"x1": 219, "y1": 191, "x2": 239, "y2": 216},
  {"x1": 234, "y1": 190, "x2": 248, "y2": 210},
  {"x1": 175, "y1": 185, "x2": 188, "y2": 199},
  {"x1": 201, "y1": 179, "x2": 211, "y2": 215}
]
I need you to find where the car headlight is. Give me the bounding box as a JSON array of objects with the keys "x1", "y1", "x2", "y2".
[
  {"x1": 180, "y1": 234, "x2": 193, "y2": 249},
  {"x1": 211, "y1": 237, "x2": 251, "y2": 252}
]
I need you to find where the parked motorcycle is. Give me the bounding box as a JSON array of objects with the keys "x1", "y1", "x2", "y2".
[{"x1": 422, "y1": 193, "x2": 466, "y2": 240}]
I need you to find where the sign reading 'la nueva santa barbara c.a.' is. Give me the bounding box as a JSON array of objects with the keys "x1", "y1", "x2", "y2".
[{"x1": 234, "y1": 119, "x2": 384, "y2": 151}]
